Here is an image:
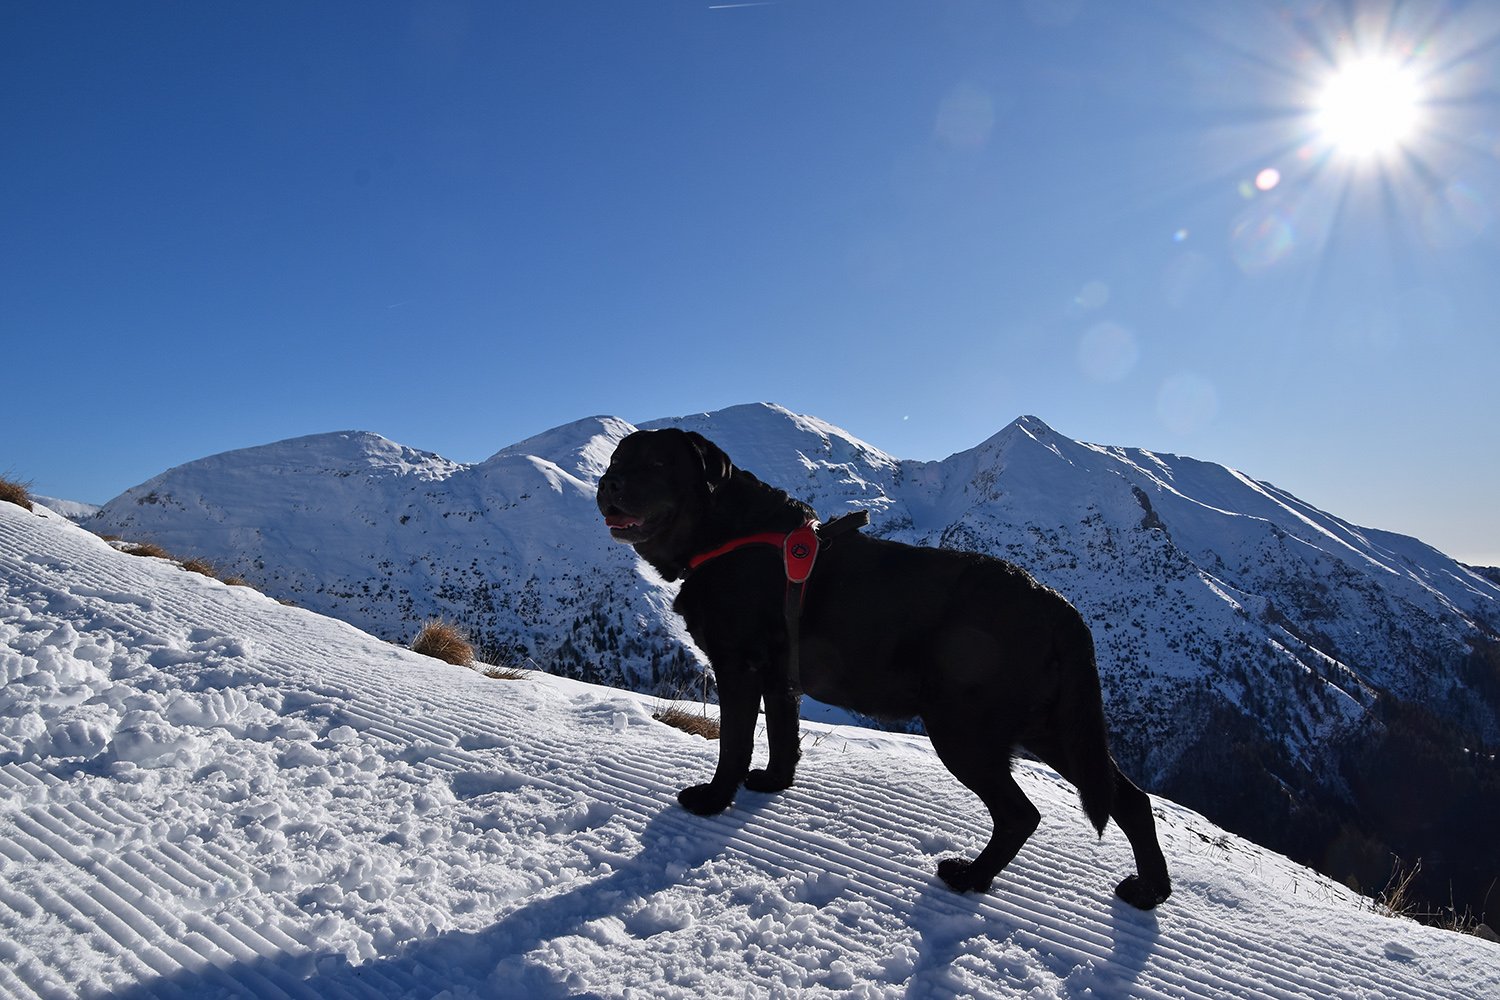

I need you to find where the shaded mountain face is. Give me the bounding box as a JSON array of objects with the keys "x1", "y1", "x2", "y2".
[{"x1": 90, "y1": 403, "x2": 1500, "y2": 919}]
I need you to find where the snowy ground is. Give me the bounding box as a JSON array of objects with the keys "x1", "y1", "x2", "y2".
[{"x1": 2, "y1": 500, "x2": 1496, "y2": 999}]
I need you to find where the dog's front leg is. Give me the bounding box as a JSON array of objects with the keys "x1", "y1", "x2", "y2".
[
  {"x1": 678, "y1": 665, "x2": 758, "y2": 816},
  {"x1": 745, "y1": 682, "x2": 799, "y2": 793}
]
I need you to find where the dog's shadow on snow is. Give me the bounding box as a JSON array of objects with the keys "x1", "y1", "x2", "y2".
[
  {"x1": 386, "y1": 800, "x2": 762, "y2": 996},
  {"x1": 102, "y1": 798, "x2": 760, "y2": 1000},
  {"x1": 102, "y1": 799, "x2": 1160, "y2": 999},
  {"x1": 900, "y1": 868, "x2": 1161, "y2": 998}
]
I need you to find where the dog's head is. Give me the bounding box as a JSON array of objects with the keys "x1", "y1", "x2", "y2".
[{"x1": 596, "y1": 428, "x2": 732, "y2": 558}]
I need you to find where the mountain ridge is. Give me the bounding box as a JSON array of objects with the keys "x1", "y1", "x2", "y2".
[{"x1": 87, "y1": 402, "x2": 1500, "y2": 923}]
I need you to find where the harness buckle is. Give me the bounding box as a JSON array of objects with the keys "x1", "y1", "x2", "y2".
[{"x1": 783, "y1": 522, "x2": 820, "y2": 585}]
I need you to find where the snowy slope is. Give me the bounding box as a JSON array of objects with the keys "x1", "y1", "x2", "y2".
[
  {"x1": 89, "y1": 425, "x2": 701, "y2": 697},
  {"x1": 5, "y1": 498, "x2": 1498, "y2": 998},
  {"x1": 30, "y1": 498, "x2": 100, "y2": 524}
]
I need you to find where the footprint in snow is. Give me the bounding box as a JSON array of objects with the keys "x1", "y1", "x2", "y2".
[
  {"x1": 450, "y1": 770, "x2": 530, "y2": 798},
  {"x1": 70, "y1": 587, "x2": 157, "y2": 612},
  {"x1": 187, "y1": 628, "x2": 250, "y2": 658},
  {"x1": 1201, "y1": 883, "x2": 1243, "y2": 909},
  {"x1": 1383, "y1": 940, "x2": 1419, "y2": 962}
]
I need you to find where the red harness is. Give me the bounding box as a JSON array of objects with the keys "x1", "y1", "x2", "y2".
[
  {"x1": 687, "y1": 519, "x2": 821, "y2": 584},
  {"x1": 684, "y1": 511, "x2": 868, "y2": 694}
]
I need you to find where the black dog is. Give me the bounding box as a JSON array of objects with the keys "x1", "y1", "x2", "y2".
[{"x1": 597, "y1": 427, "x2": 1171, "y2": 909}]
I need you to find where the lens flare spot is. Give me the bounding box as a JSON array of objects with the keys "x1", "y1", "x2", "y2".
[
  {"x1": 1072, "y1": 280, "x2": 1110, "y2": 312},
  {"x1": 1230, "y1": 206, "x2": 1297, "y2": 274},
  {"x1": 1077, "y1": 322, "x2": 1140, "y2": 383},
  {"x1": 1157, "y1": 373, "x2": 1219, "y2": 435},
  {"x1": 1420, "y1": 180, "x2": 1491, "y2": 249},
  {"x1": 1255, "y1": 167, "x2": 1281, "y2": 191},
  {"x1": 1162, "y1": 251, "x2": 1220, "y2": 310},
  {"x1": 934, "y1": 84, "x2": 997, "y2": 150}
]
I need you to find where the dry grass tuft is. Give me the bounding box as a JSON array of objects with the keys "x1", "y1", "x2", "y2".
[
  {"x1": 1377, "y1": 856, "x2": 1422, "y2": 920},
  {"x1": 653, "y1": 704, "x2": 720, "y2": 740},
  {"x1": 479, "y1": 663, "x2": 530, "y2": 681},
  {"x1": 179, "y1": 557, "x2": 217, "y2": 578},
  {"x1": 1376, "y1": 856, "x2": 1497, "y2": 938},
  {"x1": 114, "y1": 540, "x2": 259, "y2": 590},
  {"x1": 123, "y1": 541, "x2": 173, "y2": 559},
  {"x1": 0, "y1": 475, "x2": 35, "y2": 512},
  {"x1": 411, "y1": 618, "x2": 474, "y2": 666},
  {"x1": 470, "y1": 647, "x2": 535, "y2": 681}
]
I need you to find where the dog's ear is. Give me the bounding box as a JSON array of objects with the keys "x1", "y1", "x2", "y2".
[{"x1": 685, "y1": 431, "x2": 733, "y2": 493}]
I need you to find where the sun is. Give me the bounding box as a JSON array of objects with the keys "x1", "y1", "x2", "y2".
[{"x1": 1313, "y1": 56, "x2": 1424, "y2": 159}]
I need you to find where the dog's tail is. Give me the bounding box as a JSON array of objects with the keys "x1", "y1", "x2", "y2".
[{"x1": 1059, "y1": 617, "x2": 1116, "y2": 837}]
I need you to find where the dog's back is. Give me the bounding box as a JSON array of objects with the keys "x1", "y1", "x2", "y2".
[
  {"x1": 799, "y1": 533, "x2": 1117, "y2": 830},
  {"x1": 799, "y1": 535, "x2": 1083, "y2": 714}
]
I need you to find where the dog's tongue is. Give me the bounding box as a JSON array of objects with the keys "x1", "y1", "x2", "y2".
[{"x1": 605, "y1": 513, "x2": 642, "y2": 530}]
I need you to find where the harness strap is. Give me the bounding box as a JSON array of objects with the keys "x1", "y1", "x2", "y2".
[
  {"x1": 687, "y1": 510, "x2": 869, "y2": 694},
  {"x1": 687, "y1": 531, "x2": 786, "y2": 571}
]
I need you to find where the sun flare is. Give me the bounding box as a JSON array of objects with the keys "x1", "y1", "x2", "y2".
[{"x1": 1314, "y1": 56, "x2": 1424, "y2": 159}]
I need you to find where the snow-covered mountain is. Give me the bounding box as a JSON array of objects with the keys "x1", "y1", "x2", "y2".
[
  {"x1": 87, "y1": 403, "x2": 1500, "y2": 922},
  {"x1": 88, "y1": 421, "x2": 700, "y2": 696},
  {"x1": 5, "y1": 495, "x2": 1498, "y2": 997},
  {"x1": 31, "y1": 495, "x2": 99, "y2": 523}
]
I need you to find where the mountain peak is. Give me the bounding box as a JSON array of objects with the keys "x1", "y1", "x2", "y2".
[
  {"x1": 185, "y1": 430, "x2": 459, "y2": 479},
  {"x1": 645, "y1": 401, "x2": 897, "y2": 469},
  {"x1": 486, "y1": 415, "x2": 636, "y2": 481},
  {"x1": 1013, "y1": 413, "x2": 1054, "y2": 433}
]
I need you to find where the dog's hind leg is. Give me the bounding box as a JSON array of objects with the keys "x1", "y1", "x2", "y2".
[
  {"x1": 1107, "y1": 769, "x2": 1172, "y2": 909},
  {"x1": 925, "y1": 714, "x2": 1040, "y2": 893},
  {"x1": 1035, "y1": 618, "x2": 1171, "y2": 909},
  {"x1": 1025, "y1": 735, "x2": 1172, "y2": 910}
]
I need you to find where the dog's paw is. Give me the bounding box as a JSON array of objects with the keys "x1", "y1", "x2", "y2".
[
  {"x1": 744, "y1": 768, "x2": 794, "y2": 793},
  {"x1": 1114, "y1": 874, "x2": 1171, "y2": 910},
  {"x1": 936, "y1": 857, "x2": 994, "y2": 893},
  {"x1": 677, "y1": 783, "x2": 733, "y2": 816}
]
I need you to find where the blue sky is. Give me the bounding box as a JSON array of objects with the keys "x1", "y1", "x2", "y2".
[{"x1": 5, "y1": 1, "x2": 1498, "y2": 564}]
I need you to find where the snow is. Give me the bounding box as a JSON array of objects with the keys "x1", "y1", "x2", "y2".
[
  {"x1": 4, "y1": 498, "x2": 1497, "y2": 997},
  {"x1": 29, "y1": 498, "x2": 100, "y2": 524}
]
